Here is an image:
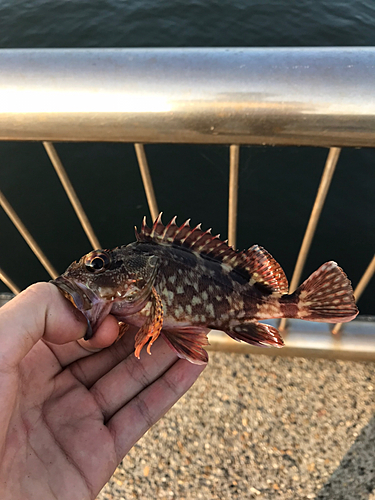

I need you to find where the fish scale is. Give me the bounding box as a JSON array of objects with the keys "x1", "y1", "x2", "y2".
[
  {"x1": 150, "y1": 246, "x2": 247, "y2": 326},
  {"x1": 52, "y1": 214, "x2": 359, "y2": 365}
]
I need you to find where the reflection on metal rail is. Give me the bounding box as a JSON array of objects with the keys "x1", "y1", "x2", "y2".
[
  {"x1": 1, "y1": 48, "x2": 375, "y2": 146},
  {"x1": 0, "y1": 48, "x2": 374, "y2": 361}
]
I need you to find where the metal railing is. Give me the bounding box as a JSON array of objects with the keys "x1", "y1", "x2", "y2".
[{"x1": 0, "y1": 48, "x2": 374, "y2": 360}]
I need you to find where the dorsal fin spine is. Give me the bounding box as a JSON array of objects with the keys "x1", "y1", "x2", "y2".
[
  {"x1": 162, "y1": 215, "x2": 177, "y2": 241},
  {"x1": 189, "y1": 228, "x2": 210, "y2": 249},
  {"x1": 175, "y1": 219, "x2": 192, "y2": 244},
  {"x1": 150, "y1": 213, "x2": 163, "y2": 238}
]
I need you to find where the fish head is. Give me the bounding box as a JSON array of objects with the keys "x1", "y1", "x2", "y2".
[{"x1": 51, "y1": 243, "x2": 158, "y2": 339}]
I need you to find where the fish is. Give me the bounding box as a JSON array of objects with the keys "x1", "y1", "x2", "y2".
[{"x1": 51, "y1": 214, "x2": 359, "y2": 365}]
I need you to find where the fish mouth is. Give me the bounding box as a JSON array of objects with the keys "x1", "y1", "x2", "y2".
[{"x1": 50, "y1": 276, "x2": 100, "y2": 340}]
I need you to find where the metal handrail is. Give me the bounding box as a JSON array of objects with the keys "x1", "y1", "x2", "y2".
[
  {"x1": 0, "y1": 269, "x2": 20, "y2": 295},
  {"x1": 0, "y1": 48, "x2": 374, "y2": 146},
  {"x1": 332, "y1": 255, "x2": 375, "y2": 334},
  {"x1": 134, "y1": 144, "x2": 159, "y2": 221},
  {"x1": 228, "y1": 145, "x2": 240, "y2": 249},
  {"x1": 0, "y1": 48, "x2": 374, "y2": 360}
]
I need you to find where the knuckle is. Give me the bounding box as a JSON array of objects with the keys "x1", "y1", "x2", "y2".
[
  {"x1": 90, "y1": 385, "x2": 110, "y2": 421},
  {"x1": 135, "y1": 396, "x2": 154, "y2": 429},
  {"x1": 23, "y1": 282, "x2": 56, "y2": 304}
]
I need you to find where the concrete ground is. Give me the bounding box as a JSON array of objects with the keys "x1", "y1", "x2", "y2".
[{"x1": 98, "y1": 351, "x2": 375, "y2": 500}]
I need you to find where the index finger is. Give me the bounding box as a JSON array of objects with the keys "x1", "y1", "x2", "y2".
[{"x1": 0, "y1": 282, "x2": 87, "y2": 370}]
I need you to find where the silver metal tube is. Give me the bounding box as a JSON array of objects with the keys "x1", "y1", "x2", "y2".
[
  {"x1": 208, "y1": 317, "x2": 375, "y2": 362},
  {"x1": 332, "y1": 254, "x2": 375, "y2": 334},
  {"x1": 43, "y1": 141, "x2": 101, "y2": 250},
  {"x1": 0, "y1": 268, "x2": 20, "y2": 294},
  {"x1": 134, "y1": 143, "x2": 159, "y2": 221},
  {"x1": 280, "y1": 147, "x2": 340, "y2": 331},
  {"x1": 228, "y1": 145, "x2": 240, "y2": 249},
  {"x1": 0, "y1": 190, "x2": 58, "y2": 279},
  {"x1": 0, "y1": 48, "x2": 375, "y2": 146}
]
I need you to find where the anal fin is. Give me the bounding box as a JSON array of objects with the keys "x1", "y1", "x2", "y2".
[
  {"x1": 134, "y1": 287, "x2": 164, "y2": 358},
  {"x1": 162, "y1": 326, "x2": 210, "y2": 365},
  {"x1": 226, "y1": 321, "x2": 284, "y2": 348}
]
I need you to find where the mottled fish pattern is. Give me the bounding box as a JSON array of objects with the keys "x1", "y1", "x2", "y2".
[{"x1": 52, "y1": 214, "x2": 359, "y2": 364}]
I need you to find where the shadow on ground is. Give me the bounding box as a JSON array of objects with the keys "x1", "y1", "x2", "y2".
[{"x1": 317, "y1": 415, "x2": 375, "y2": 499}]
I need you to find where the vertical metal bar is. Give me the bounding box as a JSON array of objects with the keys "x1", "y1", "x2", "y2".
[
  {"x1": 332, "y1": 254, "x2": 375, "y2": 334},
  {"x1": 280, "y1": 147, "x2": 341, "y2": 331},
  {"x1": 0, "y1": 190, "x2": 58, "y2": 278},
  {"x1": 0, "y1": 268, "x2": 20, "y2": 294},
  {"x1": 228, "y1": 145, "x2": 240, "y2": 249},
  {"x1": 43, "y1": 141, "x2": 101, "y2": 250},
  {"x1": 134, "y1": 143, "x2": 159, "y2": 221}
]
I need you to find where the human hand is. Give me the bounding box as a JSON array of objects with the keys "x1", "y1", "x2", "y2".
[{"x1": 0, "y1": 283, "x2": 206, "y2": 499}]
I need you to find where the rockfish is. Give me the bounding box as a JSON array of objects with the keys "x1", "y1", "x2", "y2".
[{"x1": 52, "y1": 215, "x2": 358, "y2": 364}]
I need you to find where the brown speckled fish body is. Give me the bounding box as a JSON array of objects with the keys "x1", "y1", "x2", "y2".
[
  {"x1": 126, "y1": 243, "x2": 276, "y2": 331},
  {"x1": 52, "y1": 215, "x2": 359, "y2": 364}
]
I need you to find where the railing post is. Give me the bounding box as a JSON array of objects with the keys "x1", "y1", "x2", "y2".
[
  {"x1": 280, "y1": 147, "x2": 341, "y2": 331},
  {"x1": 0, "y1": 268, "x2": 20, "y2": 294},
  {"x1": 332, "y1": 254, "x2": 375, "y2": 334},
  {"x1": 0, "y1": 190, "x2": 58, "y2": 279},
  {"x1": 134, "y1": 143, "x2": 159, "y2": 222},
  {"x1": 228, "y1": 145, "x2": 240, "y2": 249},
  {"x1": 43, "y1": 141, "x2": 101, "y2": 250}
]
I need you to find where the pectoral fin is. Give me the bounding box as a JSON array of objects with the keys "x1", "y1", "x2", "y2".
[
  {"x1": 162, "y1": 326, "x2": 210, "y2": 365},
  {"x1": 226, "y1": 321, "x2": 284, "y2": 348},
  {"x1": 116, "y1": 322, "x2": 130, "y2": 342},
  {"x1": 134, "y1": 287, "x2": 164, "y2": 358}
]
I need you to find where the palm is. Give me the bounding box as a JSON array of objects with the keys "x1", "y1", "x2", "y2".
[
  {"x1": 9, "y1": 340, "x2": 114, "y2": 499},
  {"x1": 0, "y1": 284, "x2": 205, "y2": 500}
]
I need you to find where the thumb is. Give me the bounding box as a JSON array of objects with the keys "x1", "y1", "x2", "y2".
[{"x1": 0, "y1": 282, "x2": 87, "y2": 370}]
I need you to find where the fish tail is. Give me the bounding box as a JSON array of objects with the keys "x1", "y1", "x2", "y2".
[{"x1": 281, "y1": 261, "x2": 358, "y2": 323}]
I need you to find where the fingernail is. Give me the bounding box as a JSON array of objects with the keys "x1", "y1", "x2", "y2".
[{"x1": 76, "y1": 338, "x2": 102, "y2": 353}]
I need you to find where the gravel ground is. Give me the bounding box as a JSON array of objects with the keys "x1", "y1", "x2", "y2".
[{"x1": 97, "y1": 352, "x2": 375, "y2": 500}]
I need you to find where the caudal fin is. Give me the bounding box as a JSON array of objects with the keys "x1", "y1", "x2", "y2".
[{"x1": 290, "y1": 261, "x2": 358, "y2": 323}]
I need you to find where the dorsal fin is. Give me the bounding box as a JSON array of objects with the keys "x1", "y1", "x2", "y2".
[
  {"x1": 245, "y1": 245, "x2": 289, "y2": 295},
  {"x1": 135, "y1": 214, "x2": 289, "y2": 295}
]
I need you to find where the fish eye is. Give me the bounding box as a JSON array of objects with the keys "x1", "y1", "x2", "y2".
[{"x1": 85, "y1": 251, "x2": 111, "y2": 273}]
